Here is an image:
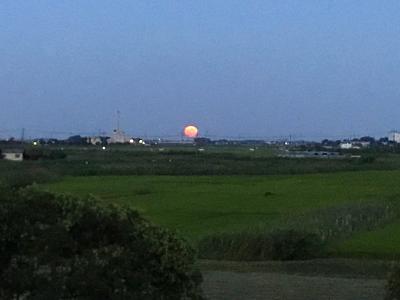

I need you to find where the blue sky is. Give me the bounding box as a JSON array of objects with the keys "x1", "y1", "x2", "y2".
[{"x1": 1, "y1": 1, "x2": 400, "y2": 139}]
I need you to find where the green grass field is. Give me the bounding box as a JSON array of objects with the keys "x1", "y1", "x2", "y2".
[
  {"x1": 43, "y1": 170, "x2": 400, "y2": 257},
  {"x1": 333, "y1": 221, "x2": 400, "y2": 258}
]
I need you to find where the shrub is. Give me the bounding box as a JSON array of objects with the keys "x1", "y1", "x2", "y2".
[
  {"x1": 23, "y1": 149, "x2": 44, "y2": 160},
  {"x1": 0, "y1": 167, "x2": 58, "y2": 189},
  {"x1": 134, "y1": 188, "x2": 152, "y2": 195},
  {"x1": 268, "y1": 230, "x2": 324, "y2": 260},
  {"x1": 23, "y1": 149, "x2": 67, "y2": 160},
  {"x1": 385, "y1": 266, "x2": 400, "y2": 300},
  {"x1": 46, "y1": 150, "x2": 67, "y2": 160},
  {"x1": 359, "y1": 155, "x2": 376, "y2": 164},
  {"x1": 198, "y1": 229, "x2": 323, "y2": 261},
  {"x1": 0, "y1": 187, "x2": 204, "y2": 299}
]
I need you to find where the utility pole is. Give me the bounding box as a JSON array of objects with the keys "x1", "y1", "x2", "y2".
[
  {"x1": 20, "y1": 128, "x2": 25, "y2": 143},
  {"x1": 117, "y1": 110, "x2": 121, "y2": 131}
]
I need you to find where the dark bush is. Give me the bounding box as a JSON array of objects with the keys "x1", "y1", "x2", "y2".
[
  {"x1": 134, "y1": 188, "x2": 152, "y2": 195},
  {"x1": 23, "y1": 149, "x2": 44, "y2": 160},
  {"x1": 359, "y1": 155, "x2": 377, "y2": 164},
  {"x1": 23, "y1": 149, "x2": 67, "y2": 160},
  {"x1": 385, "y1": 266, "x2": 400, "y2": 300},
  {"x1": 46, "y1": 149, "x2": 67, "y2": 160},
  {"x1": 1, "y1": 167, "x2": 58, "y2": 189},
  {"x1": 264, "y1": 191, "x2": 275, "y2": 197},
  {"x1": 0, "y1": 187, "x2": 204, "y2": 299},
  {"x1": 268, "y1": 230, "x2": 324, "y2": 260},
  {"x1": 198, "y1": 229, "x2": 324, "y2": 261}
]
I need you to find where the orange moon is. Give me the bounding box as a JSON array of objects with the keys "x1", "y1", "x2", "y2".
[{"x1": 184, "y1": 125, "x2": 199, "y2": 138}]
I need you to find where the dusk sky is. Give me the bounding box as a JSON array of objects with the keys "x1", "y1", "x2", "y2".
[{"x1": 1, "y1": 1, "x2": 400, "y2": 140}]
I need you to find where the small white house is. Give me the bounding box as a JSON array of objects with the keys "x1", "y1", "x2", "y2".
[
  {"x1": 339, "y1": 142, "x2": 353, "y2": 150},
  {"x1": 358, "y1": 141, "x2": 371, "y2": 148},
  {"x1": 2, "y1": 149, "x2": 24, "y2": 162},
  {"x1": 389, "y1": 131, "x2": 400, "y2": 143}
]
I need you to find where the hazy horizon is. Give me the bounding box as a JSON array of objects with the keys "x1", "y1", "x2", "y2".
[{"x1": 1, "y1": 1, "x2": 400, "y2": 140}]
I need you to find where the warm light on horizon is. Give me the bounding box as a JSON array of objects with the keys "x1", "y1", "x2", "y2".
[{"x1": 183, "y1": 125, "x2": 199, "y2": 138}]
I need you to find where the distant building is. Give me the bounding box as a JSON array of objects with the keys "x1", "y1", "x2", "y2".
[
  {"x1": 389, "y1": 131, "x2": 400, "y2": 143},
  {"x1": 354, "y1": 141, "x2": 371, "y2": 148},
  {"x1": 87, "y1": 136, "x2": 103, "y2": 145},
  {"x1": 2, "y1": 149, "x2": 24, "y2": 162},
  {"x1": 280, "y1": 151, "x2": 341, "y2": 158},
  {"x1": 339, "y1": 140, "x2": 370, "y2": 149},
  {"x1": 107, "y1": 129, "x2": 131, "y2": 144},
  {"x1": 340, "y1": 142, "x2": 353, "y2": 149}
]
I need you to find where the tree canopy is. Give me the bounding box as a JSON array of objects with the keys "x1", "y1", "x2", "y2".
[{"x1": 0, "y1": 187, "x2": 203, "y2": 299}]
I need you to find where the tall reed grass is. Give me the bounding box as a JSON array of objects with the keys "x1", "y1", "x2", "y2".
[{"x1": 198, "y1": 200, "x2": 400, "y2": 261}]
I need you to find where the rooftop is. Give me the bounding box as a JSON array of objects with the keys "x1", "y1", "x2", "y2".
[{"x1": 1, "y1": 148, "x2": 24, "y2": 154}]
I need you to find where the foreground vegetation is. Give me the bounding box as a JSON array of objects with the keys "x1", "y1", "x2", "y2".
[{"x1": 0, "y1": 186, "x2": 203, "y2": 299}]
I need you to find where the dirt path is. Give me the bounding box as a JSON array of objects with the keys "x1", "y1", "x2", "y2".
[
  {"x1": 199, "y1": 259, "x2": 392, "y2": 300},
  {"x1": 202, "y1": 271, "x2": 385, "y2": 300}
]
